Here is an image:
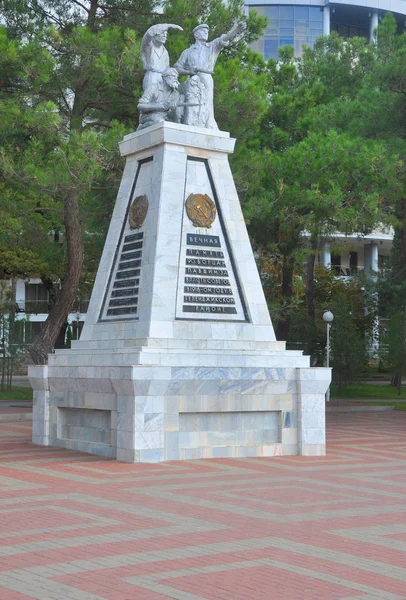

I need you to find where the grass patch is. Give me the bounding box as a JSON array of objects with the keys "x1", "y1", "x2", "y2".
[
  {"x1": 331, "y1": 383, "x2": 406, "y2": 400},
  {"x1": 0, "y1": 386, "x2": 33, "y2": 402}
]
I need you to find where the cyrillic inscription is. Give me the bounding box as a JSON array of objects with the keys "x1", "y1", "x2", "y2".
[
  {"x1": 118, "y1": 259, "x2": 141, "y2": 271},
  {"x1": 116, "y1": 269, "x2": 140, "y2": 279},
  {"x1": 111, "y1": 288, "x2": 138, "y2": 298},
  {"x1": 185, "y1": 277, "x2": 230, "y2": 286},
  {"x1": 109, "y1": 297, "x2": 138, "y2": 307},
  {"x1": 125, "y1": 232, "x2": 143, "y2": 243},
  {"x1": 123, "y1": 241, "x2": 143, "y2": 252},
  {"x1": 185, "y1": 258, "x2": 226, "y2": 268},
  {"x1": 187, "y1": 234, "x2": 220, "y2": 247},
  {"x1": 113, "y1": 279, "x2": 138, "y2": 289},
  {"x1": 184, "y1": 296, "x2": 235, "y2": 304},
  {"x1": 184, "y1": 286, "x2": 232, "y2": 295},
  {"x1": 186, "y1": 249, "x2": 224, "y2": 258},
  {"x1": 185, "y1": 268, "x2": 228, "y2": 277},
  {"x1": 183, "y1": 305, "x2": 237, "y2": 314},
  {"x1": 107, "y1": 307, "x2": 138, "y2": 316}
]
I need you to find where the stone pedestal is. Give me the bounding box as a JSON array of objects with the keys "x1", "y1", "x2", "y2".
[{"x1": 30, "y1": 122, "x2": 330, "y2": 462}]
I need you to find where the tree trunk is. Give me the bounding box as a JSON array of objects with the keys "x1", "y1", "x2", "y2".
[
  {"x1": 28, "y1": 193, "x2": 84, "y2": 364},
  {"x1": 275, "y1": 255, "x2": 294, "y2": 341},
  {"x1": 305, "y1": 234, "x2": 318, "y2": 360}
]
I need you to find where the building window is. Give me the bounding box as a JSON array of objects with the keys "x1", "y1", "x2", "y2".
[
  {"x1": 25, "y1": 283, "x2": 49, "y2": 313},
  {"x1": 250, "y1": 5, "x2": 323, "y2": 59}
]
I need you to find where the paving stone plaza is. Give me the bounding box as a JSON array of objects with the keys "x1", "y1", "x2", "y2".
[{"x1": 0, "y1": 411, "x2": 405, "y2": 599}]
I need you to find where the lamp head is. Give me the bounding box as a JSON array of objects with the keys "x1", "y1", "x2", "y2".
[{"x1": 323, "y1": 310, "x2": 334, "y2": 323}]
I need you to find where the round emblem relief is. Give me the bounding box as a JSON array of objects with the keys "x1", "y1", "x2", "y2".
[
  {"x1": 185, "y1": 193, "x2": 216, "y2": 228},
  {"x1": 129, "y1": 195, "x2": 148, "y2": 229}
]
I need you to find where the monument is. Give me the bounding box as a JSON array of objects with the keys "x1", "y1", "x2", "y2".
[{"x1": 29, "y1": 22, "x2": 330, "y2": 462}]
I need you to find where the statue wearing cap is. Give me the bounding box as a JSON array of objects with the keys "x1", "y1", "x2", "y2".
[
  {"x1": 137, "y1": 68, "x2": 181, "y2": 130},
  {"x1": 141, "y1": 23, "x2": 183, "y2": 91},
  {"x1": 175, "y1": 21, "x2": 246, "y2": 129}
]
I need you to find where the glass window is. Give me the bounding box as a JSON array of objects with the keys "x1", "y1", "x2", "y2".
[
  {"x1": 309, "y1": 7, "x2": 322, "y2": 22},
  {"x1": 338, "y1": 24, "x2": 349, "y2": 37},
  {"x1": 265, "y1": 6, "x2": 279, "y2": 19},
  {"x1": 280, "y1": 28, "x2": 294, "y2": 36},
  {"x1": 349, "y1": 26, "x2": 360, "y2": 37},
  {"x1": 264, "y1": 38, "x2": 279, "y2": 59},
  {"x1": 295, "y1": 6, "x2": 309, "y2": 19},
  {"x1": 280, "y1": 37, "x2": 294, "y2": 46},
  {"x1": 280, "y1": 6, "x2": 294, "y2": 19},
  {"x1": 310, "y1": 27, "x2": 323, "y2": 36}
]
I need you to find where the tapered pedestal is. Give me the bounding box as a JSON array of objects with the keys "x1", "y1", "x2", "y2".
[{"x1": 30, "y1": 122, "x2": 330, "y2": 462}]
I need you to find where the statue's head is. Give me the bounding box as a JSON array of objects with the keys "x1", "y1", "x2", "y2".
[
  {"x1": 162, "y1": 68, "x2": 179, "y2": 90},
  {"x1": 193, "y1": 24, "x2": 209, "y2": 42},
  {"x1": 154, "y1": 29, "x2": 168, "y2": 45}
]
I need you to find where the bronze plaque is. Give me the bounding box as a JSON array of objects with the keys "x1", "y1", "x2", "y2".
[
  {"x1": 129, "y1": 195, "x2": 148, "y2": 229},
  {"x1": 185, "y1": 193, "x2": 216, "y2": 228}
]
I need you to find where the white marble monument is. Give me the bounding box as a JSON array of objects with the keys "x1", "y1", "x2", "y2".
[
  {"x1": 29, "y1": 121, "x2": 330, "y2": 462},
  {"x1": 29, "y1": 21, "x2": 330, "y2": 462}
]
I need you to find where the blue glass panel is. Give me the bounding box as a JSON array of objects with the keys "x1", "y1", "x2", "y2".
[
  {"x1": 280, "y1": 28, "x2": 294, "y2": 36},
  {"x1": 310, "y1": 28, "x2": 323, "y2": 36},
  {"x1": 280, "y1": 19, "x2": 294, "y2": 28},
  {"x1": 295, "y1": 25, "x2": 309, "y2": 35},
  {"x1": 265, "y1": 6, "x2": 279, "y2": 20},
  {"x1": 279, "y1": 37, "x2": 294, "y2": 46},
  {"x1": 295, "y1": 6, "x2": 309, "y2": 19},
  {"x1": 309, "y1": 7, "x2": 323, "y2": 22},
  {"x1": 280, "y1": 6, "x2": 294, "y2": 19},
  {"x1": 264, "y1": 38, "x2": 279, "y2": 59}
]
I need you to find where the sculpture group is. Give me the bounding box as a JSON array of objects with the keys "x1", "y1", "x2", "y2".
[{"x1": 138, "y1": 21, "x2": 246, "y2": 131}]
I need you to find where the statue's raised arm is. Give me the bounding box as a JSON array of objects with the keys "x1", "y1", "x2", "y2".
[
  {"x1": 141, "y1": 23, "x2": 183, "y2": 91},
  {"x1": 174, "y1": 21, "x2": 247, "y2": 129}
]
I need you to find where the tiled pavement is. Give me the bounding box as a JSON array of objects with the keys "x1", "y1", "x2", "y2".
[{"x1": 0, "y1": 412, "x2": 405, "y2": 599}]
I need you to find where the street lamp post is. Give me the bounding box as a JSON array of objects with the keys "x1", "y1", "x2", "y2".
[{"x1": 323, "y1": 310, "x2": 334, "y2": 402}]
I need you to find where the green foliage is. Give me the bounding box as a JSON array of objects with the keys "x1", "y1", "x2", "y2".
[
  {"x1": 0, "y1": 282, "x2": 29, "y2": 390},
  {"x1": 65, "y1": 324, "x2": 73, "y2": 349}
]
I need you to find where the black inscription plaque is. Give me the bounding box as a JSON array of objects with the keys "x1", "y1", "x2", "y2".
[
  {"x1": 107, "y1": 306, "x2": 138, "y2": 316},
  {"x1": 105, "y1": 231, "x2": 144, "y2": 319},
  {"x1": 186, "y1": 249, "x2": 224, "y2": 258},
  {"x1": 123, "y1": 241, "x2": 143, "y2": 252},
  {"x1": 185, "y1": 277, "x2": 230, "y2": 286},
  {"x1": 125, "y1": 232, "x2": 143, "y2": 243},
  {"x1": 185, "y1": 268, "x2": 229, "y2": 277},
  {"x1": 111, "y1": 288, "x2": 138, "y2": 298},
  {"x1": 109, "y1": 297, "x2": 138, "y2": 307},
  {"x1": 120, "y1": 250, "x2": 142, "y2": 261},
  {"x1": 183, "y1": 305, "x2": 237, "y2": 314},
  {"x1": 185, "y1": 258, "x2": 226, "y2": 268},
  {"x1": 116, "y1": 269, "x2": 140, "y2": 279},
  {"x1": 187, "y1": 234, "x2": 220, "y2": 248},
  {"x1": 118, "y1": 259, "x2": 141, "y2": 271},
  {"x1": 113, "y1": 278, "x2": 138, "y2": 289},
  {"x1": 184, "y1": 286, "x2": 232, "y2": 295},
  {"x1": 181, "y1": 233, "x2": 239, "y2": 316},
  {"x1": 184, "y1": 296, "x2": 235, "y2": 305}
]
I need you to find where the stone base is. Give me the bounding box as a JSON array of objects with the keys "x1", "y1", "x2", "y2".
[{"x1": 29, "y1": 355, "x2": 330, "y2": 462}]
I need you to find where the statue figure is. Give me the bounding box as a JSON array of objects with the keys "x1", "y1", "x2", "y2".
[
  {"x1": 180, "y1": 75, "x2": 208, "y2": 127},
  {"x1": 137, "y1": 68, "x2": 180, "y2": 130},
  {"x1": 141, "y1": 23, "x2": 183, "y2": 91},
  {"x1": 174, "y1": 21, "x2": 247, "y2": 129}
]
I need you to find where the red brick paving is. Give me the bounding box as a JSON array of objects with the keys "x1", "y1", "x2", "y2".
[{"x1": 0, "y1": 413, "x2": 405, "y2": 599}]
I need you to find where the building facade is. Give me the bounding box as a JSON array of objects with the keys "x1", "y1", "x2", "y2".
[{"x1": 246, "y1": 0, "x2": 406, "y2": 60}]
